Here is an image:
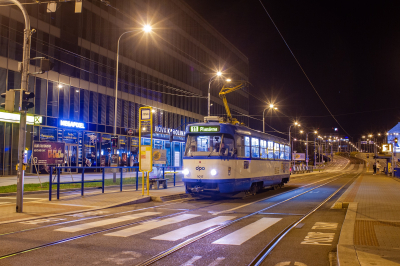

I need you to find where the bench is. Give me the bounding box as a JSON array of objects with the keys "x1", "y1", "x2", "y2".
[{"x1": 149, "y1": 178, "x2": 168, "y2": 189}]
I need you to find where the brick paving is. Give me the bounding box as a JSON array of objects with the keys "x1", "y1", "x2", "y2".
[{"x1": 351, "y1": 173, "x2": 400, "y2": 248}]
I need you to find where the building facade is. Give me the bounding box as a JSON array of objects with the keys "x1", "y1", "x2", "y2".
[{"x1": 0, "y1": 0, "x2": 249, "y2": 175}]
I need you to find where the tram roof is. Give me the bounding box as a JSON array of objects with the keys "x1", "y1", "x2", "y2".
[{"x1": 185, "y1": 122, "x2": 289, "y2": 144}]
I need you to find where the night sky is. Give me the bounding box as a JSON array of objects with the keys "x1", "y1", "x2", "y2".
[{"x1": 184, "y1": 0, "x2": 400, "y2": 140}]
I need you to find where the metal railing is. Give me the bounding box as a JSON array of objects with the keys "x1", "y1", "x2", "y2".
[{"x1": 48, "y1": 166, "x2": 183, "y2": 201}]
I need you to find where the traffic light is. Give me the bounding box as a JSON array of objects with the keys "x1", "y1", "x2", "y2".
[
  {"x1": 21, "y1": 91, "x2": 34, "y2": 111},
  {"x1": 395, "y1": 138, "x2": 398, "y2": 144},
  {"x1": 39, "y1": 58, "x2": 54, "y2": 73},
  {"x1": 0, "y1": 89, "x2": 15, "y2": 112}
]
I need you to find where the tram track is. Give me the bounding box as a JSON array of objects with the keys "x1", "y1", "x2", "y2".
[
  {"x1": 0, "y1": 167, "x2": 353, "y2": 261},
  {"x1": 135, "y1": 170, "x2": 358, "y2": 266},
  {"x1": 0, "y1": 166, "x2": 347, "y2": 238}
]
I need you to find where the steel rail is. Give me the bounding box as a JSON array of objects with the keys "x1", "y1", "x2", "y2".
[
  {"x1": 134, "y1": 171, "x2": 354, "y2": 266},
  {"x1": 0, "y1": 168, "x2": 348, "y2": 260},
  {"x1": 249, "y1": 172, "x2": 361, "y2": 266},
  {"x1": 0, "y1": 165, "x2": 345, "y2": 237}
]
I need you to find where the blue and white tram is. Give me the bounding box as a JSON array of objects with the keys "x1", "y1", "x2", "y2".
[{"x1": 182, "y1": 122, "x2": 291, "y2": 194}]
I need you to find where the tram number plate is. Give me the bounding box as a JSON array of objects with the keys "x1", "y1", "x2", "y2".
[{"x1": 197, "y1": 175, "x2": 203, "y2": 178}]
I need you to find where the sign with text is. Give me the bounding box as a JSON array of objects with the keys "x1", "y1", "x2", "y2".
[
  {"x1": 382, "y1": 144, "x2": 393, "y2": 153},
  {"x1": 59, "y1": 119, "x2": 86, "y2": 130},
  {"x1": 292, "y1": 153, "x2": 306, "y2": 161},
  {"x1": 140, "y1": 146, "x2": 152, "y2": 171},
  {"x1": 189, "y1": 125, "x2": 220, "y2": 133},
  {"x1": 139, "y1": 107, "x2": 153, "y2": 173},
  {"x1": 33, "y1": 142, "x2": 65, "y2": 165}
]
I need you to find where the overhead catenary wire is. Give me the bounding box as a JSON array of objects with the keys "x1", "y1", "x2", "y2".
[{"x1": 258, "y1": 0, "x2": 352, "y2": 137}]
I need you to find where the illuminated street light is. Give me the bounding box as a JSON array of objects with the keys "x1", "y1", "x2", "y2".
[
  {"x1": 226, "y1": 78, "x2": 231, "y2": 82},
  {"x1": 208, "y1": 71, "x2": 223, "y2": 116},
  {"x1": 114, "y1": 25, "x2": 153, "y2": 136},
  {"x1": 143, "y1": 24, "x2": 152, "y2": 33}
]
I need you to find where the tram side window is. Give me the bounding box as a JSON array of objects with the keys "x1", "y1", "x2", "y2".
[
  {"x1": 245, "y1": 136, "x2": 250, "y2": 157},
  {"x1": 268, "y1": 141, "x2": 274, "y2": 159},
  {"x1": 222, "y1": 136, "x2": 234, "y2": 156},
  {"x1": 185, "y1": 135, "x2": 222, "y2": 156},
  {"x1": 285, "y1": 145, "x2": 290, "y2": 160},
  {"x1": 280, "y1": 144, "x2": 285, "y2": 160},
  {"x1": 251, "y1": 137, "x2": 260, "y2": 158},
  {"x1": 260, "y1": 140, "x2": 267, "y2": 159},
  {"x1": 274, "y1": 143, "x2": 280, "y2": 159}
]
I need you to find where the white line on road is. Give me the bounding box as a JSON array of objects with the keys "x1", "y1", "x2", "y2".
[
  {"x1": 212, "y1": 218, "x2": 281, "y2": 245},
  {"x1": 208, "y1": 257, "x2": 225, "y2": 266},
  {"x1": 180, "y1": 256, "x2": 202, "y2": 266},
  {"x1": 56, "y1": 212, "x2": 161, "y2": 232},
  {"x1": 105, "y1": 214, "x2": 199, "y2": 237},
  {"x1": 151, "y1": 216, "x2": 236, "y2": 241},
  {"x1": 0, "y1": 202, "x2": 12, "y2": 205}
]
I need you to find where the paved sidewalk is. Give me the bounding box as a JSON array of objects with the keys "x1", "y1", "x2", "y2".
[
  {"x1": 0, "y1": 182, "x2": 187, "y2": 224},
  {"x1": 335, "y1": 171, "x2": 400, "y2": 265}
]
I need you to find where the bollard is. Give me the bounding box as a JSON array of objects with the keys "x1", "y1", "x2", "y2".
[
  {"x1": 120, "y1": 167, "x2": 123, "y2": 192},
  {"x1": 49, "y1": 167, "x2": 53, "y2": 201},
  {"x1": 163, "y1": 167, "x2": 165, "y2": 179},
  {"x1": 102, "y1": 167, "x2": 105, "y2": 193},
  {"x1": 57, "y1": 168, "x2": 60, "y2": 200},
  {"x1": 174, "y1": 167, "x2": 176, "y2": 187},
  {"x1": 136, "y1": 167, "x2": 139, "y2": 191},
  {"x1": 81, "y1": 168, "x2": 85, "y2": 196}
]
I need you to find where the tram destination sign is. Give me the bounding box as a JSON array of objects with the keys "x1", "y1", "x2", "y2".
[{"x1": 190, "y1": 126, "x2": 220, "y2": 133}]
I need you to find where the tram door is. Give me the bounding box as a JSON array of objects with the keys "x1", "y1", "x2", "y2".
[{"x1": 64, "y1": 144, "x2": 78, "y2": 173}]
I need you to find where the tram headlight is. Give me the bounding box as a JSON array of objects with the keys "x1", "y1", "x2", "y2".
[
  {"x1": 210, "y1": 169, "x2": 217, "y2": 176},
  {"x1": 183, "y1": 169, "x2": 190, "y2": 176}
]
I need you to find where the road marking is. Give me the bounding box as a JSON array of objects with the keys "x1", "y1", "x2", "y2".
[
  {"x1": 56, "y1": 212, "x2": 160, "y2": 232},
  {"x1": 311, "y1": 222, "x2": 338, "y2": 230},
  {"x1": 212, "y1": 218, "x2": 281, "y2": 245},
  {"x1": 301, "y1": 232, "x2": 335, "y2": 245},
  {"x1": 152, "y1": 216, "x2": 236, "y2": 241},
  {"x1": 105, "y1": 214, "x2": 199, "y2": 237},
  {"x1": 208, "y1": 257, "x2": 225, "y2": 266},
  {"x1": 93, "y1": 251, "x2": 142, "y2": 265},
  {"x1": 20, "y1": 218, "x2": 66, "y2": 225},
  {"x1": 0, "y1": 202, "x2": 12, "y2": 205},
  {"x1": 180, "y1": 256, "x2": 202, "y2": 266}
]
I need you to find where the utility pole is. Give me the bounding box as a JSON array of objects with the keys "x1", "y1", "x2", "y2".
[{"x1": 11, "y1": 0, "x2": 32, "y2": 213}]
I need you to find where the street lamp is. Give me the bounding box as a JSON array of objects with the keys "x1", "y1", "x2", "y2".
[
  {"x1": 114, "y1": 25, "x2": 152, "y2": 136},
  {"x1": 306, "y1": 131, "x2": 317, "y2": 167},
  {"x1": 262, "y1": 104, "x2": 278, "y2": 133},
  {"x1": 288, "y1": 121, "x2": 300, "y2": 166},
  {"x1": 208, "y1": 71, "x2": 222, "y2": 116}
]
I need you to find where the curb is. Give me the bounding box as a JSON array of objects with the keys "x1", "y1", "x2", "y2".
[{"x1": 337, "y1": 202, "x2": 360, "y2": 266}]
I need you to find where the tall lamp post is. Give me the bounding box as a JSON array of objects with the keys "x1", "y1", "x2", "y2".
[
  {"x1": 288, "y1": 122, "x2": 300, "y2": 166},
  {"x1": 306, "y1": 131, "x2": 317, "y2": 167},
  {"x1": 113, "y1": 25, "x2": 151, "y2": 182},
  {"x1": 262, "y1": 104, "x2": 277, "y2": 133},
  {"x1": 10, "y1": 0, "x2": 31, "y2": 213},
  {"x1": 114, "y1": 25, "x2": 152, "y2": 136},
  {"x1": 208, "y1": 71, "x2": 222, "y2": 116}
]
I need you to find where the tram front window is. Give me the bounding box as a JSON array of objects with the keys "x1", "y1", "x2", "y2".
[{"x1": 185, "y1": 134, "x2": 234, "y2": 156}]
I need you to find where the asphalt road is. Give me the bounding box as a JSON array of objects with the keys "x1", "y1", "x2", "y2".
[{"x1": 0, "y1": 157, "x2": 363, "y2": 266}]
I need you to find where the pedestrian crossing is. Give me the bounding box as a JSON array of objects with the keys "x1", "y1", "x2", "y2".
[{"x1": 55, "y1": 212, "x2": 282, "y2": 245}]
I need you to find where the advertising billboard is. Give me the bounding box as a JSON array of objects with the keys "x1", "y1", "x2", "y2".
[
  {"x1": 32, "y1": 142, "x2": 65, "y2": 165},
  {"x1": 292, "y1": 153, "x2": 306, "y2": 161}
]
